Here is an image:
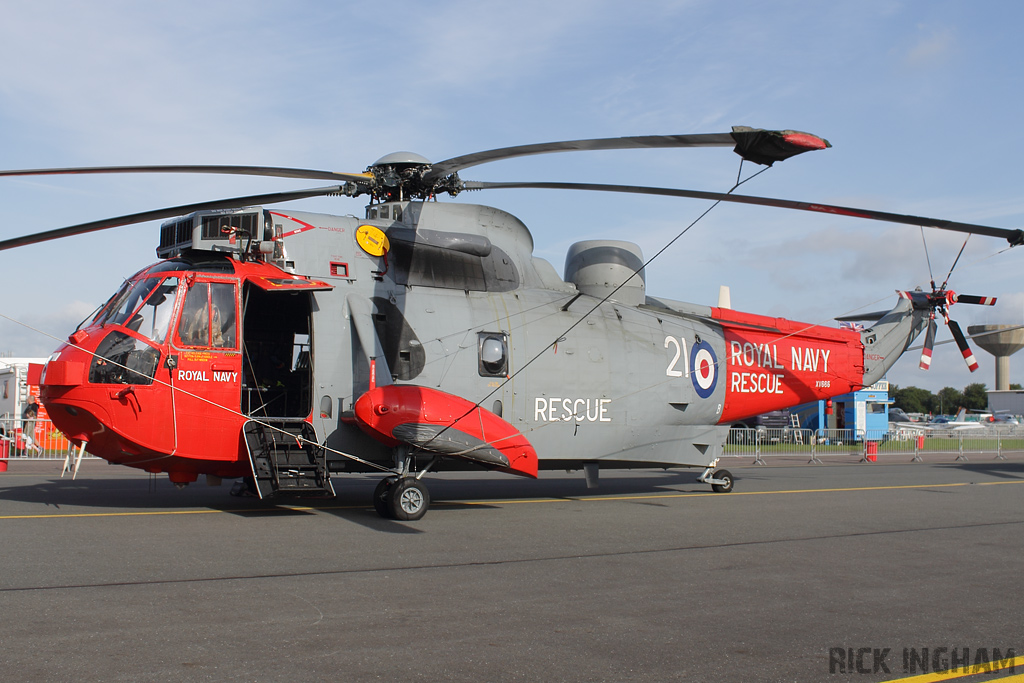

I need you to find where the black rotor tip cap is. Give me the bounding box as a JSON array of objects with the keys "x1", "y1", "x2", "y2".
[{"x1": 731, "y1": 126, "x2": 831, "y2": 166}]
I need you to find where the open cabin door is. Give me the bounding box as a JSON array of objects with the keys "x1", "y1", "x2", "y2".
[
  {"x1": 241, "y1": 283, "x2": 321, "y2": 419},
  {"x1": 239, "y1": 277, "x2": 334, "y2": 498}
]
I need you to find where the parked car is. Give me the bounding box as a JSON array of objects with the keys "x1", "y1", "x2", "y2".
[
  {"x1": 729, "y1": 410, "x2": 793, "y2": 444},
  {"x1": 889, "y1": 408, "x2": 913, "y2": 423}
]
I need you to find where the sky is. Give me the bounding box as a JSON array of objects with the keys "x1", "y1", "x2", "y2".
[{"x1": 1, "y1": 0, "x2": 1023, "y2": 393}]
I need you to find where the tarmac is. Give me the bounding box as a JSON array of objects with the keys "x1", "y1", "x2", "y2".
[{"x1": 1, "y1": 455, "x2": 1023, "y2": 682}]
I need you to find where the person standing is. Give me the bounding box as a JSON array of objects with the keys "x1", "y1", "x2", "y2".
[{"x1": 21, "y1": 398, "x2": 39, "y2": 454}]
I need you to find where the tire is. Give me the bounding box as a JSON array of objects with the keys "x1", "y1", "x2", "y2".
[
  {"x1": 373, "y1": 477, "x2": 397, "y2": 518},
  {"x1": 389, "y1": 478, "x2": 430, "y2": 521},
  {"x1": 711, "y1": 469, "x2": 734, "y2": 493},
  {"x1": 230, "y1": 477, "x2": 257, "y2": 497}
]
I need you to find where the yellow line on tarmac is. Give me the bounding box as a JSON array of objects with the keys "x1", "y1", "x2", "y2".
[
  {"x1": 459, "y1": 480, "x2": 1024, "y2": 506},
  {"x1": 0, "y1": 509, "x2": 226, "y2": 520},
  {"x1": 0, "y1": 504, "x2": 360, "y2": 520},
  {"x1": 1, "y1": 480, "x2": 1022, "y2": 520},
  {"x1": 884, "y1": 655, "x2": 1024, "y2": 681}
]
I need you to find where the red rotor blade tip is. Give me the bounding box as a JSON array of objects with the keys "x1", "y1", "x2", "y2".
[{"x1": 782, "y1": 132, "x2": 830, "y2": 150}]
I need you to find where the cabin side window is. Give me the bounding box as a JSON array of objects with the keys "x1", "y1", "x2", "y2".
[
  {"x1": 176, "y1": 281, "x2": 237, "y2": 349},
  {"x1": 478, "y1": 332, "x2": 508, "y2": 377}
]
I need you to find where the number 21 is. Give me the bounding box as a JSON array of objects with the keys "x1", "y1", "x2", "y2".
[{"x1": 664, "y1": 336, "x2": 689, "y2": 377}]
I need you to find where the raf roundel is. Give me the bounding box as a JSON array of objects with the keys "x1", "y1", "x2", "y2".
[{"x1": 690, "y1": 340, "x2": 718, "y2": 399}]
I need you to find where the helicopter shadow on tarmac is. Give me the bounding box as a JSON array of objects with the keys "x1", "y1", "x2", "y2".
[
  {"x1": 0, "y1": 469, "x2": 431, "y2": 533},
  {"x1": 0, "y1": 470, "x2": 313, "y2": 515},
  {"x1": 381, "y1": 469, "x2": 712, "y2": 503},
  {"x1": 314, "y1": 469, "x2": 719, "y2": 528},
  {"x1": 936, "y1": 460, "x2": 1024, "y2": 480},
  {"x1": 0, "y1": 464, "x2": 717, "y2": 525}
]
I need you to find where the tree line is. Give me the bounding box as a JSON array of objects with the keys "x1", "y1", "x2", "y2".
[{"x1": 890, "y1": 382, "x2": 1022, "y2": 415}]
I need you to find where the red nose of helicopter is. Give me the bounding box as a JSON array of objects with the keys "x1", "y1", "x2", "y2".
[
  {"x1": 36, "y1": 329, "x2": 202, "y2": 479},
  {"x1": 33, "y1": 247, "x2": 333, "y2": 484},
  {"x1": 34, "y1": 278, "x2": 241, "y2": 483}
]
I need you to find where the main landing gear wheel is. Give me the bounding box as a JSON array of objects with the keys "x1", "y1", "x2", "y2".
[
  {"x1": 711, "y1": 469, "x2": 734, "y2": 493},
  {"x1": 389, "y1": 478, "x2": 430, "y2": 521},
  {"x1": 373, "y1": 477, "x2": 397, "y2": 518}
]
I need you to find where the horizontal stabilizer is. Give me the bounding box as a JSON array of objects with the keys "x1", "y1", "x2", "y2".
[{"x1": 834, "y1": 310, "x2": 889, "y2": 322}]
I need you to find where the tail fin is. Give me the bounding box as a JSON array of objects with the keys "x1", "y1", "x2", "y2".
[{"x1": 859, "y1": 297, "x2": 931, "y2": 386}]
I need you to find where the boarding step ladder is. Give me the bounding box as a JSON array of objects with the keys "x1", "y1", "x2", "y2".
[
  {"x1": 243, "y1": 419, "x2": 335, "y2": 499},
  {"x1": 790, "y1": 414, "x2": 803, "y2": 445}
]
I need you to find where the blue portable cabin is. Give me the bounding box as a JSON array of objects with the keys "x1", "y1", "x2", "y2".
[{"x1": 797, "y1": 380, "x2": 891, "y2": 441}]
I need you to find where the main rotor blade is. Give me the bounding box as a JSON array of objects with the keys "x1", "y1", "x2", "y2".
[
  {"x1": 463, "y1": 180, "x2": 1024, "y2": 247},
  {"x1": 425, "y1": 133, "x2": 735, "y2": 181},
  {"x1": 0, "y1": 185, "x2": 346, "y2": 251},
  {"x1": 427, "y1": 128, "x2": 828, "y2": 181},
  {"x1": 0, "y1": 164, "x2": 373, "y2": 185},
  {"x1": 947, "y1": 319, "x2": 980, "y2": 372}
]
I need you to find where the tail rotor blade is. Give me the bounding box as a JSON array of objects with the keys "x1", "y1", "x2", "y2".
[
  {"x1": 952, "y1": 294, "x2": 997, "y2": 306},
  {"x1": 919, "y1": 318, "x2": 937, "y2": 370},
  {"x1": 948, "y1": 320, "x2": 980, "y2": 372}
]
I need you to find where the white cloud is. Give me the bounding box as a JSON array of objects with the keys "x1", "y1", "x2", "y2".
[
  {"x1": 904, "y1": 26, "x2": 957, "y2": 67},
  {"x1": 0, "y1": 300, "x2": 99, "y2": 358}
]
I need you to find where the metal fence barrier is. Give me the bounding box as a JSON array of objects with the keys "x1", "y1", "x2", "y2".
[
  {"x1": 0, "y1": 417, "x2": 82, "y2": 461},
  {"x1": 3, "y1": 418, "x2": 1023, "y2": 468},
  {"x1": 724, "y1": 425, "x2": 1024, "y2": 464}
]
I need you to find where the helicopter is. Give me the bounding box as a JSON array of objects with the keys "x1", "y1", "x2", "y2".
[{"x1": 2, "y1": 127, "x2": 1021, "y2": 520}]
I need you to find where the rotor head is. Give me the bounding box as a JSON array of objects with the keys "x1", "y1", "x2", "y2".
[{"x1": 366, "y1": 152, "x2": 460, "y2": 201}]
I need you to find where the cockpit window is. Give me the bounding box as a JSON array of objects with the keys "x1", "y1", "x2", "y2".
[
  {"x1": 95, "y1": 277, "x2": 164, "y2": 328},
  {"x1": 93, "y1": 281, "x2": 131, "y2": 325},
  {"x1": 125, "y1": 278, "x2": 178, "y2": 344},
  {"x1": 176, "y1": 281, "x2": 237, "y2": 349}
]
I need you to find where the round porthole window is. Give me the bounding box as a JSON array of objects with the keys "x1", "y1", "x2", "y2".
[{"x1": 478, "y1": 333, "x2": 508, "y2": 377}]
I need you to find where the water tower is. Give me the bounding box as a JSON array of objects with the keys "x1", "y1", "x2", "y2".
[{"x1": 967, "y1": 325, "x2": 1024, "y2": 390}]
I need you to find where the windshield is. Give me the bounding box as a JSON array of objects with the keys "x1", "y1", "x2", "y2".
[
  {"x1": 127, "y1": 278, "x2": 179, "y2": 344},
  {"x1": 96, "y1": 278, "x2": 160, "y2": 327},
  {"x1": 95, "y1": 276, "x2": 180, "y2": 344}
]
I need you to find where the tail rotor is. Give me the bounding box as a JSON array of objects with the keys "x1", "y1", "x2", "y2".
[{"x1": 900, "y1": 287, "x2": 995, "y2": 373}]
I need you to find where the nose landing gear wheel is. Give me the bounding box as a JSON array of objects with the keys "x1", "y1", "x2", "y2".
[
  {"x1": 711, "y1": 469, "x2": 734, "y2": 493},
  {"x1": 389, "y1": 478, "x2": 430, "y2": 521}
]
